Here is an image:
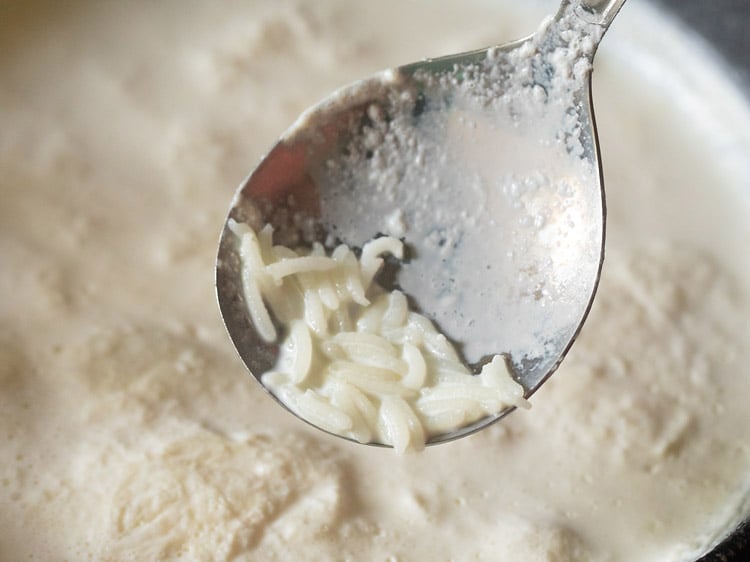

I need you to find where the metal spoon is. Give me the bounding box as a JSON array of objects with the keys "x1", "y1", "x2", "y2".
[{"x1": 216, "y1": 0, "x2": 625, "y2": 445}]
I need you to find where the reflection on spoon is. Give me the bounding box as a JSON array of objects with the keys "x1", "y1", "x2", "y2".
[{"x1": 216, "y1": 0, "x2": 625, "y2": 451}]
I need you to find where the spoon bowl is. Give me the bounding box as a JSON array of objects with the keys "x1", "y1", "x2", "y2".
[{"x1": 217, "y1": 0, "x2": 625, "y2": 446}]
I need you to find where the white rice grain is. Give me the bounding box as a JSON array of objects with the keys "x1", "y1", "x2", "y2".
[
  {"x1": 360, "y1": 236, "x2": 403, "y2": 288},
  {"x1": 479, "y1": 355, "x2": 530, "y2": 409},
  {"x1": 380, "y1": 396, "x2": 425, "y2": 453},
  {"x1": 303, "y1": 289, "x2": 329, "y2": 337},
  {"x1": 241, "y1": 271, "x2": 276, "y2": 343},
  {"x1": 333, "y1": 332, "x2": 397, "y2": 358},
  {"x1": 329, "y1": 361, "x2": 414, "y2": 397},
  {"x1": 288, "y1": 320, "x2": 313, "y2": 384},
  {"x1": 401, "y1": 343, "x2": 427, "y2": 390},
  {"x1": 382, "y1": 290, "x2": 408, "y2": 328},
  {"x1": 266, "y1": 256, "x2": 337, "y2": 283},
  {"x1": 296, "y1": 389, "x2": 354, "y2": 434}
]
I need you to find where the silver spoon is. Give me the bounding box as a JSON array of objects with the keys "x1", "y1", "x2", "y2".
[{"x1": 216, "y1": 0, "x2": 625, "y2": 445}]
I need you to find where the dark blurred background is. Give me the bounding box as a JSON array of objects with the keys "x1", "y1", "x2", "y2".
[{"x1": 654, "y1": 0, "x2": 750, "y2": 86}]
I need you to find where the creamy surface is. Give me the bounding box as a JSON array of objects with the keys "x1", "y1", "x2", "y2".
[{"x1": 2, "y1": 0, "x2": 750, "y2": 561}]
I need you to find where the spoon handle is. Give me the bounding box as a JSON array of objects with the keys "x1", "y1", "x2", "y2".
[{"x1": 574, "y1": 0, "x2": 627, "y2": 29}]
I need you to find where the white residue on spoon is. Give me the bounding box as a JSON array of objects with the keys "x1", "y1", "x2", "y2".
[{"x1": 286, "y1": 5, "x2": 604, "y2": 368}]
